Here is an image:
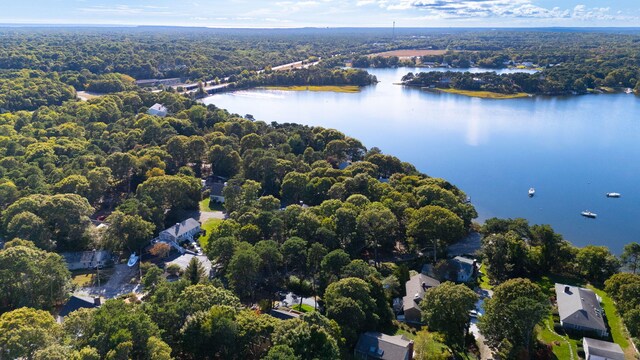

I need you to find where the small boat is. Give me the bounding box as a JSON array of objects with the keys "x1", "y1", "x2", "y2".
[
  {"x1": 127, "y1": 252, "x2": 139, "y2": 267},
  {"x1": 528, "y1": 188, "x2": 535, "y2": 197},
  {"x1": 625, "y1": 88, "x2": 634, "y2": 94},
  {"x1": 606, "y1": 192, "x2": 621, "y2": 198},
  {"x1": 581, "y1": 211, "x2": 597, "y2": 219}
]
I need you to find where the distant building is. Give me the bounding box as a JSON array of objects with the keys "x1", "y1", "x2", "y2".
[
  {"x1": 61, "y1": 250, "x2": 113, "y2": 271},
  {"x1": 147, "y1": 103, "x2": 168, "y2": 117},
  {"x1": 57, "y1": 295, "x2": 102, "y2": 322},
  {"x1": 402, "y1": 273, "x2": 440, "y2": 323},
  {"x1": 206, "y1": 176, "x2": 227, "y2": 203},
  {"x1": 583, "y1": 337, "x2": 624, "y2": 360},
  {"x1": 354, "y1": 332, "x2": 414, "y2": 360},
  {"x1": 555, "y1": 284, "x2": 607, "y2": 337},
  {"x1": 159, "y1": 218, "x2": 201, "y2": 244},
  {"x1": 452, "y1": 256, "x2": 478, "y2": 282}
]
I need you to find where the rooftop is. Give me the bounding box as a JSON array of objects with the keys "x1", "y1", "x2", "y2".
[
  {"x1": 555, "y1": 284, "x2": 606, "y2": 332},
  {"x1": 162, "y1": 218, "x2": 200, "y2": 238},
  {"x1": 583, "y1": 337, "x2": 624, "y2": 360},
  {"x1": 403, "y1": 273, "x2": 440, "y2": 313},
  {"x1": 355, "y1": 332, "x2": 413, "y2": 360},
  {"x1": 58, "y1": 295, "x2": 100, "y2": 318},
  {"x1": 61, "y1": 250, "x2": 111, "y2": 265}
]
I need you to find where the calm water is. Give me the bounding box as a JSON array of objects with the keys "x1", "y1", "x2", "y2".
[{"x1": 202, "y1": 67, "x2": 640, "y2": 253}]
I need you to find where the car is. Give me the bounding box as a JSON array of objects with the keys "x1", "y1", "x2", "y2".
[{"x1": 469, "y1": 310, "x2": 480, "y2": 318}]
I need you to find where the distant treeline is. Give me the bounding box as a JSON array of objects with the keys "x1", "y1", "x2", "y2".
[
  {"x1": 228, "y1": 68, "x2": 378, "y2": 89},
  {"x1": 402, "y1": 68, "x2": 640, "y2": 95}
]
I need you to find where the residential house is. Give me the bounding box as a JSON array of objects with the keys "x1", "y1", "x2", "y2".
[
  {"x1": 269, "y1": 308, "x2": 302, "y2": 320},
  {"x1": 452, "y1": 256, "x2": 478, "y2": 282},
  {"x1": 61, "y1": 250, "x2": 113, "y2": 271},
  {"x1": 166, "y1": 254, "x2": 213, "y2": 278},
  {"x1": 583, "y1": 337, "x2": 624, "y2": 360},
  {"x1": 401, "y1": 273, "x2": 440, "y2": 323},
  {"x1": 147, "y1": 103, "x2": 168, "y2": 117},
  {"x1": 354, "y1": 332, "x2": 414, "y2": 360},
  {"x1": 555, "y1": 284, "x2": 607, "y2": 337},
  {"x1": 206, "y1": 175, "x2": 227, "y2": 203},
  {"x1": 159, "y1": 218, "x2": 201, "y2": 244},
  {"x1": 57, "y1": 295, "x2": 102, "y2": 322}
]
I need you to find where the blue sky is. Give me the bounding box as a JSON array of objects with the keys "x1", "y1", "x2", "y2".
[{"x1": 2, "y1": 0, "x2": 639, "y2": 27}]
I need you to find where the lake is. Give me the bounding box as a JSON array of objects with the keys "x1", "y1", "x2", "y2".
[{"x1": 202, "y1": 67, "x2": 640, "y2": 254}]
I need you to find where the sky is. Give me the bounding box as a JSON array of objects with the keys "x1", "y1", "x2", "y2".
[{"x1": 2, "y1": 0, "x2": 639, "y2": 28}]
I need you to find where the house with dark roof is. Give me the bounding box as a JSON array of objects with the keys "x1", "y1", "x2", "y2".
[
  {"x1": 452, "y1": 256, "x2": 478, "y2": 283},
  {"x1": 57, "y1": 295, "x2": 101, "y2": 322},
  {"x1": 583, "y1": 337, "x2": 624, "y2": 360},
  {"x1": 555, "y1": 284, "x2": 607, "y2": 337},
  {"x1": 147, "y1": 103, "x2": 168, "y2": 117},
  {"x1": 159, "y1": 218, "x2": 201, "y2": 244},
  {"x1": 354, "y1": 332, "x2": 414, "y2": 360},
  {"x1": 269, "y1": 308, "x2": 302, "y2": 320},
  {"x1": 401, "y1": 273, "x2": 440, "y2": 323},
  {"x1": 61, "y1": 250, "x2": 113, "y2": 271}
]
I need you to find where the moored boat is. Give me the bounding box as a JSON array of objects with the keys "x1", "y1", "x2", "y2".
[
  {"x1": 606, "y1": 192, "x2": 621, "y2": 198},
  {"x1": 581, "y1": 211, "x2": 597, "y2": 218},
  {"x1": 528, "y1": 188, "x2": 535, "y2": 197}
]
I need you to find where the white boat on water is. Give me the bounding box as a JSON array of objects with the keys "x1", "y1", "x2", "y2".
[
  {"x1": 127, "y1": 252, "x2": 139, "y2": 267},
  {"x1": 581, "y1": 211, "x2": 597, "y2": 218},
  {"x1": 528, "y1": 188, "x2": 535, "y2": 197},
  {"x1": 606, "y1": 192, "x2": 621, "y2": 198},
  {"x1": 625, "y1": 88, "x2": 634, "y2": 94}
]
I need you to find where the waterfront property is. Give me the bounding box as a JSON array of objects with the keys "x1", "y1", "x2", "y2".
[
  {"x1": 555, "y1": 284, "x2": 607, "y2": 337},
  {"x1": 583, "y1": 337, "x2": 624, "y2": 360},
  {"x1": 354, "y1": 332, "x2": 414, "y2": 360},
  {"x1": 401, "y1": 273, "x2": 440, "y2": 323}
]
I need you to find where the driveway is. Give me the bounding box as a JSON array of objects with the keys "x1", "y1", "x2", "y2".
[{"x1": 83, "y1": 263, "x2": 141, "y2": 299}]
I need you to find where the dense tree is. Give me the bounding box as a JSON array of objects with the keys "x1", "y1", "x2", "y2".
[
  {"x1": 479, "y1": 278, "x2": 550, "y2": 358},
  {"x1": 103, "y1": 211, "x2": 155, "y2": 252},
  {"x1": 407, "y1": 205, "x2": 465, "y2": 251},
  {"x1": 183, "y1": 257, "x2": 207, "y2": 285},
  {"x1": 0, "y1": 245, "x2": 71, "y2": 312},
  {"x1": 576, "y1": 245, "x2": 620, "y2": 283},
  {"x1": 271, "y1": 313, "x2": 341, "y2": 360},
  {"x1": 421, "y1": 282, "x2": 478, "y2": 349},
  {"x1": 0, "y1": 308, "x2": 63, "y2": 359},
  {"x1": 621, "y1": 242, "x2": 640, "y2": 274}
]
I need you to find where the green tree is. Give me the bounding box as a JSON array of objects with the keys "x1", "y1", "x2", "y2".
[
  {"x1": 227, "y1": 244, "x2": 261, "y2": 301},
  {"x1": 6, "y1": 211, "x2": 54, "y2": 250},
  {"x1": 621, "y1": 242, "x2": 640, "y2": 274},
  {"x1": 271, "y1": 313, "x2": 340, "y2": 360},
  {"x1": 0, "y1": 245, "x2": 71, "y2": 312},
  {"x1": 0, "y1": 308, "x2": 63, "y2": 359},
  {"x1": 103, "y1": 211, "x2": 155, "y2": 252},
  {"x1": 206, "y1": 236, "x2": 238, "y2": 274},
  {"x1": 324, "y1": 277, "x2": 379, "y2": 345},
  {"x1": 356, "y1": 203, "x2": 398, "y2": 264},
  {"x1": 263, "y1": 345, "x2": 301, "y2": 360},
  {"x1": 421, "y1": 282, "x2": 478, "y2": 349},
  {"x1": 407, "y1": 205, "x2": 465, "y2": 251},
  {"x1": 146, "y1": 336, "x2": 173, "y2": 360},
  {"x1": 576, "y1": 245, "x2": 620, "y2": 283},
  {"x1": 281, "y1": 237, "x2": 308, "y2": 273},
  {"x1": 479, "y1": 278, "x2": 550, "y2": 358},
  {"x1": 414, "y1": 330, "x2": 452, "y2": 360},
  {"x1": 183, "y1": 257, "x2": 207, "y2": 285}
]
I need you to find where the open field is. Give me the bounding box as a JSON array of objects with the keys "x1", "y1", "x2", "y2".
[
  {"x1": 438, "y1": 88, "x2": 530, "y2": 99},
  {"x1": 371, "y1": 49, "x2": 450, "y2": 58},
  {"x1": 264, "y1": 85, "x2": 361, "y2": 93}
]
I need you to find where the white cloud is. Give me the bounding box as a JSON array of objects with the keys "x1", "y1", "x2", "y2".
[{"x1": 360, "y1": 0, "x2": 632, "y2": 21}]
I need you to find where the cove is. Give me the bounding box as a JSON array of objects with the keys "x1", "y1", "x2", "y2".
[{"x1": 202, "y1": 67, "x2": 640, "y2": 254}]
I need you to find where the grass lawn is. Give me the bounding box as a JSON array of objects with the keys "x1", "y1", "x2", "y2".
[
  {"x1": 199, "y1": 218, "x2": 223, "y2": 249},
  {"x1": 537, "y1": 314, "x2": 580, "y2": 360},
  {"x1": 291, "y1": 304, "x2": 314, "y2": 313},
  {"x1": 439, "y1": 88, "x2": 530, "y2": 99},
  {"x1": 478, "y1": 263, "x2": 493, "y2": 290},
  {"x1": 199, "y1": 198, "x2": 225, "y2": 212},
  {"x1": 72, "y1": 272, "x2": 95, "y2": 287},
  {"x1": 264, "y1": 85, "x2": 361, "y2": 93},
  {"x1": 587, "y1": 285, "x2": 635, "y2": 359}
]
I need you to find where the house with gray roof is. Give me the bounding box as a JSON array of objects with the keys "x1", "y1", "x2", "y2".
[
  {"x1": 583, "y1": 337, "x2": 624, "y2": 360},
  {"x1": 354, "y1": 332, "x2": 414, "y2": 360},
  {"x1": 401, "y1": 273, "x2": 440, "y2": 323},
  {"x1": 555, "y1": 284, "x2": 607, "y2": 337},
  {"x1": 452, "y1": 256, "x2": 478, "y2": 282},
  {"x1": 159, "y1": 218, "x2": 201, "y2": 244},
  {"x1": 147, "y1": 103, "x2": 168, "y2": 117},
  {"x1": 61, "y1": 250, "x2": 113, "y2": 271},
  {"x1": 57, "y1": 295, "x2": 101, "y2": 322}
]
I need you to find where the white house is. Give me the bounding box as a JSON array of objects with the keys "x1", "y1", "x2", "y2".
[
  {"x1": 159, "y1": 218, "x2": 201, "y2": 244},
  {"x1": 147, "y1": 103, "x2": 168, "y2": 117}
]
